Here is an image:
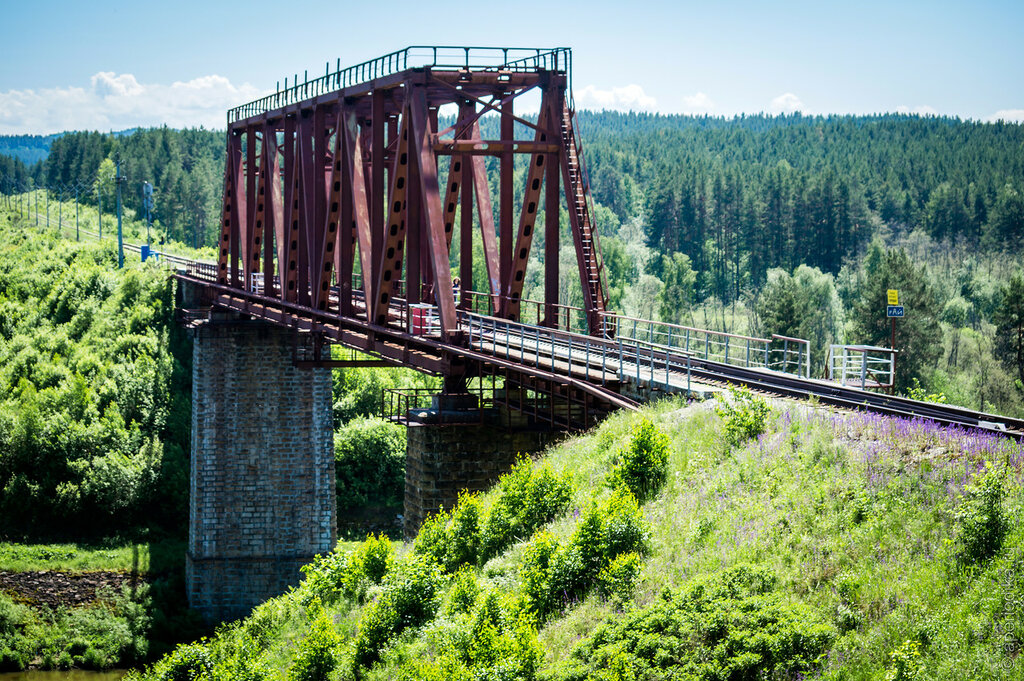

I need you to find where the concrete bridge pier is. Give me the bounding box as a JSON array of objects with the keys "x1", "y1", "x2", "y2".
[
  {"x1": 187, "y1": 319, "x2": 336, "y2": 622},
  {"x1": 403, "y1": 394, "x2": 560, "y2": 538}
]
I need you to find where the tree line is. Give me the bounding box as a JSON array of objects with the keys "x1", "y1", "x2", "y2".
[
  {"x1": 0, "y1": 128, "x2": 223, "y2": 248},
  {"x1": 2, "y1": 112, "x2": 1023, "y2": 404}
]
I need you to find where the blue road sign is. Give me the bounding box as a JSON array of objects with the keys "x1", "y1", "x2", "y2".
[{"x1": 887, "y1": 305, "x2": 904, "y2": 318}]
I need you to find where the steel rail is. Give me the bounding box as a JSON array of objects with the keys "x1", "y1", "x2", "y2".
[{"x1": 115, "y1": 234, "x2": 1024, "y2": 438}]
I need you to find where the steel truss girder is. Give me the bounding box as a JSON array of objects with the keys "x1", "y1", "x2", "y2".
[{"x1": 218, "y1": 56, "x2": 607, "y2": 342}]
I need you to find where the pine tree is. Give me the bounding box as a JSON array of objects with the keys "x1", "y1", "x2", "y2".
[{"x1": 994, "y1": 273, "x2": 1024, "y2": 386}]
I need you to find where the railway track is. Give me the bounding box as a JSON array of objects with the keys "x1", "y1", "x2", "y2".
[
  {"x1": 27, "y1": 212, "x2": 1021, "y2": 439},
  {"x1": 679, "y1": 353, "x2": 1024, "y2": 439}
]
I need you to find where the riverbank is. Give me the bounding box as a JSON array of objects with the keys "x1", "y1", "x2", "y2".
[{"x1": 0, "y1": 540, "x2": 203, "y2": 673}]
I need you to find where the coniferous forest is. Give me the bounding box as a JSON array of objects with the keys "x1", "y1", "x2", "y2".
[{"x1": 2, "y1": 112, "x2": 1023, "y2": 412}]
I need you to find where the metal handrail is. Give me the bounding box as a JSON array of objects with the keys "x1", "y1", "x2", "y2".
[
  {"x1": 828, "y1": 344, "x2": 895, "y2": 390},
  {"x1": 227, "y1": 46, "x2": 572, "y2": 124}
]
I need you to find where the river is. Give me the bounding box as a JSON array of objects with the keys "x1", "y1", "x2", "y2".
[{"x1": 0, "y1": 672, "x2": 127, "y2": 681}]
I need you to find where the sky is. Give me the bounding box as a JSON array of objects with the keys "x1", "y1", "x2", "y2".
[{"x1": 0, "y1": 0, "x2": 1021, "y2": 135}]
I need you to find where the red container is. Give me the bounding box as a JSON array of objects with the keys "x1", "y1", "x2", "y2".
[{"x1": 411, "y1": 305, "x2": 429, "y2": 335}]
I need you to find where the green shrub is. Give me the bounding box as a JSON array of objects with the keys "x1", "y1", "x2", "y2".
[
  {"x1": 411, "y1": 492, "x2": 484, "y2": 573},
  {"x1": 353, "y1": 555, "x2": 445, "y2": 670},
  {"x1": 520, "y1": 531, "x2": 561, "y2": 618},
  {"x1": 606, "y1": 418, "x2": 671, "y2": 502},
  {"x1": 0, "y1": 594, "x2": 30, "y2": 671},
  {"x1": 478, "y1": 460, "x2": 573, "y2": 564},
  {"x1": 601, "y1": 490, "x2": 649, "y2": 558},
  {"x1": 289, "y1": 610, "x2": 341, "y2": 681},
  {"x1": 412, "y1": 460, "x2": 574, "y2": 572},
  {"x1": 714, "y1": 386, "x2": 772, "y2": 446},
  {"x1": 412, "y1": 507, "x2": 452, "y2": 568},
  {"x1": 550, "y1": 564, "x2": 835, "y2": 681},
  {"x1": 953, "y1": 460, "x2": 1009, "y2": 565},
  {"x1": 333, "y1": 417, "x2": 405, "y2": 511},
  {"x1": 154, "y1": 642, "x2": 212, "y2": 681},
  {"x1": 521, "y1": 491, "x2": 650, "y2": 620},
  {"x1": 444, "y1": 566, "x2": 482, "y2": 617},
  {"x1": 596, "y1": 551, "x2": 642, "y2": 604},
  {"x1": 403, "y1": 589, "x2": 542, "y2": 681},
  {"x1": 446, "y1": 492, "x2": 484, "y2": 570},
  {"x1": 884, "y1": 638, "x2": 923, "y2": 681},
  {"x1": 302, "y1": 534, "x2": 395, "y2": 603}
]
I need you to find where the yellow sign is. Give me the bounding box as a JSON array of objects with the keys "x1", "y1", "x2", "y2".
[{"x1": 887, "y1": 289, "x2": 899, "y2": 306}]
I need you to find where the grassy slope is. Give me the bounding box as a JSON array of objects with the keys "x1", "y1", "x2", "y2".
[{"x1": 130, "y1": 395, "x2": 1024, "y2": 681}]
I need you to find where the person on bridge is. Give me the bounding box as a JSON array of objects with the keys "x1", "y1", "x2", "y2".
[{"x1": 452, "y1": 277, "x2": 461, "y2": 306}]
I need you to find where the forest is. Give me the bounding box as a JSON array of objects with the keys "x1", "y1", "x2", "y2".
[{"x1": 1, "y1": 111, "x2": 1023, "y2": 413}]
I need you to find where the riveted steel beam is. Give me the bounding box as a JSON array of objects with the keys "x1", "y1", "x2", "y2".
[
  {"x1": 370, "y1": 97, "x2": 410, "y2": 326},
  {"x1": 410, "y1": 85, "x2": 459, "y2": 339},
  {"x1": 503, "y1": 100, "x2": 552, "y2": 321}
]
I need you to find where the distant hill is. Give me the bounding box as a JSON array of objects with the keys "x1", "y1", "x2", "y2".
[
  {"x1": 0, "y1": 129, "x2": 138, "y2": 165},
  {"x1": 0, "y1": 134, "x2": 61, "y2": 165}
]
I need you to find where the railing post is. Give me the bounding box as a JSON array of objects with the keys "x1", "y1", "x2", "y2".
[
  {"x1": 860, "y1": 351, "x2": 868, "y2": 389},
  {"x1": 630, "y1": 339, "x2": 638, "y2": 382},
  {"x1": 617, "y1": 336, "x2": 624, "y2": 381},
  {"x1": 601, "y1": 343, "x2": 607, "y2": 386},
  {"x1": 585, "y1": 338, "x2": 591, "y2": 381}
]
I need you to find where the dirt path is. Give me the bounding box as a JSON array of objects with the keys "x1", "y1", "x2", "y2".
[{"x1": 0, "y1": 570, "x2": 145, "y2": 609}]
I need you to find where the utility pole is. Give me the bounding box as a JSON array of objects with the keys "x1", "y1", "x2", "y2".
[
  {"x1": 143, "y1": 180, "x2": 153, "y2": 247},
  {"x1": 116, "y1": 158, "x2": 125, "y2": 268},
  {"x1": 45, "y1": 186, "x2": 49, "y2": 227},
  {"x1": 75, "y1": 182, "x2": 80, "y2": 241},
  {"x1": 97, "y1": 179, "x2": 103, "y2": 239}
]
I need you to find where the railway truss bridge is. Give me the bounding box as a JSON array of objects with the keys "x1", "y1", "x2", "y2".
[{"x1": 168, "y1": 46, "x2": 1023, "y2": 622}]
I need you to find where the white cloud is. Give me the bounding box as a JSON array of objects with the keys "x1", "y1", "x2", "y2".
[
  {"x1": 574, "y1": 84, "x2": 657, "y2": 112},
  {"x1": 769, "y1": 93, "x2": 804, "y2": 114},
  {"x1": 0, "y1": 73, "x2": 265, "y2": 134},
  {"x1": 986, "y1": 109, "x2": 1024, "y2": 123},
  {"x1": 681, "y1": 92, "x2": 714, "y2": 113},
  {"x1": 895, "y1": 104, "x2": 938, "y2": 116}
]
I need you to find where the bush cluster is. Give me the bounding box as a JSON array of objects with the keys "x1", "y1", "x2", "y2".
[
  {"x1": 714, "y1": 386, "x2": 772, "y2": 446},
  {"x1": 0, "y1": 587, "x2": 150, "y2": 672},
  {"x1": 606, "y1": 418, "x2": 671, "y2": 502},
  {"x1": 0, "y1": 226, "x2": 191, "y2": 540},
  {"x1": 150, "y1": 642, "x2": 212, "y2": 681},
  {"x1": 521, "y1": 490, "x2": 650, "y2": 620},
  {"x1": 289, "y1": 609, "x2": 341, "y2": 681},
  {"x1": 413, "y1": 459, "x2": 574, "y2": 572},
  {"x1": 333, "y1": 417, "x2": 405, "y2": 512},
  {"x1": 353, "y1": 555, "x2": 445, "y2": 669},
  {"x1": 300, "y1": 533, "x2": 395, "y2": 603},
  {"x1": 403, "y1": 588, "x2": 542, "y2": 681},
  {"x1": 550, "y1": 564, "x2": 836, "y2": 680},
  {"x1": 953, "y1": 460, "x2": 1009, "y2": 565}
]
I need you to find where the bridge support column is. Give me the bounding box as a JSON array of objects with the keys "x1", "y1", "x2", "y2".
[
  {"x1": 187, "y1": 321, "x2": 336, "y2": 623},
  {"x1": 403, "y1": 395, "x2": 560, "y2": 538}
]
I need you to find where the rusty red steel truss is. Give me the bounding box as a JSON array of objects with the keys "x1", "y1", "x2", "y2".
[{"x1": 216, "y1": 46, "x2": 609, "y2": 340}]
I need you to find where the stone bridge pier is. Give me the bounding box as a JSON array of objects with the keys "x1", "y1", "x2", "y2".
[
  {"x1": 187, "y1": 319, "x2": 336, "y2": 623},
  {"x1": 402, "y1": 395, "x2": 561, "y2": 538}
]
